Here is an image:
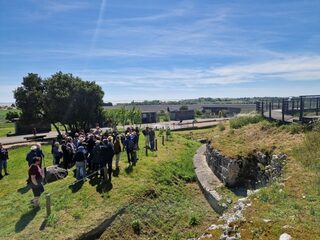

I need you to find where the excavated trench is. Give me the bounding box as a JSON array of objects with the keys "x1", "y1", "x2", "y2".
[{"x1": 205, "y1": 142, "x2": 287, "y2": 190}]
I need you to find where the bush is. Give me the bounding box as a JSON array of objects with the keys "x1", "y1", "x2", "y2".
[
  {"x1": 230, "y1": 115, "x2": 264, "y2": 129},
  {"x1": 281, "y1": 124, "x2": 304, "y2": 134},
  {"x1": 5, "y1": 111, "x2": 19, "y2": 122},
  {"x1": 218, "y1": 123, "x2": 225, "y2": 131},
  {"x1": 132, "y1": 220, "x2": 141, "y2": 234},
  {"x1": 189, "y1": 215, "x2": 200, "y2": 226}
]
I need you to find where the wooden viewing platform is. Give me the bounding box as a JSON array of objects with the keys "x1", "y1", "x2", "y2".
[{"x1": 257, "y1": 95, "x2": 320, "y2": 124}]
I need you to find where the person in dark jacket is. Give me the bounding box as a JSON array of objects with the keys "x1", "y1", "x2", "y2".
[
  {"x1": 113, "y1": 136, "x2": 121, "y2": 169},
  {"x1": 100, "y1": 137, "x2": 114, "y2": 181},
  {"x1": 26, "y1": 146, "x2": 38, "y2": 167},
  {"x1": 74, "y1": 146, "x2": 87, "y2": 180},
  {"x1": 92, "y1": 140, "x2": 101, "y2": 172},
  {"x1": 0, "y1": 143, "x2": 9, "y2": 178}
]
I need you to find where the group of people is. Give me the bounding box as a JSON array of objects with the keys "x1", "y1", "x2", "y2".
[
  {"x1": 2, "y1": 125, "x2": 158, "y2": 208},
  {"x1": 48, "y1": 126, "x2": 141, "y2": 182}
]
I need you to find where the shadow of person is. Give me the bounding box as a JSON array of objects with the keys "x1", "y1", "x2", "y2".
[
  {"x1": 15, "y1": 207, "x2": 40, "y2": 233},
  {"x1": 113, "y1": 167, "x2": 120, "y2": 177},
  {"x1": 125, "y1": 165, "x2": 133, "y2": 175},
  {"x1": 89, "y1": 174, "x2": 100, "y2": 186},
  {"x1": 69, "y1": 180, "x2": 84, "y2": 193},
  {"x1": 17, "y1": 185, "x2": 31, "y2": 194},
  {"x1": 96, "y1": 180, "x2": 113, "y2": 194}
]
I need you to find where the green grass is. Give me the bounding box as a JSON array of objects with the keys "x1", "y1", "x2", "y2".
[
  {"x1": 0, "y1": 134, "x2": 218, "y2": 240},
  {"x1": 0, "y1": 109, "x2": 15, "y2": 137},
  {"x1": 229, "y1": 115, "x2": 264, "y2": 129},
  {"x1": 186, "y1": 121, "x2": 320, "y2": 240}
]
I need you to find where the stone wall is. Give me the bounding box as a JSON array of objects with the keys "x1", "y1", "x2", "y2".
[{"x1": 205, "y1": 143, "x2": 286, "y2": 188}]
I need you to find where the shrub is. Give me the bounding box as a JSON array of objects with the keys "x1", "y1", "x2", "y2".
[
  {"x1": 5, "y1": 111, "x2": 20, "y2": 122},
  {"x1": 281, "y1": 124, "x2": 304, "y2": 134},
  {"x1": 132, "y1": 220, "x2": 141, "y2": 234},
  {"x1": 189, "y1": 215, "x2": 200, "y2": 226},
  {"x1": 230, "y1": 115, "x2": 264, "y2": 129},
  {"x1": 218, "y1": 123, "x2": 225, "y2": 131}
]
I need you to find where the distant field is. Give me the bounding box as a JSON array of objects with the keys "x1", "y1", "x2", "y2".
[
  {"x1": 104, "y1": 103, "x2": 257, "y2": 113},
  {"x1": 0, "y1": 109, "x2": 15, "y2": 137}
]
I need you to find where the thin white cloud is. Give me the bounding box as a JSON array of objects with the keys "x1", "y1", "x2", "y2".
[{"x1": 78, "y1": 55, "x2": 320, "y2": 88}]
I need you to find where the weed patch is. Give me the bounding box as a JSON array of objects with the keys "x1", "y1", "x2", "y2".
[{"x1": 229, "y1": 115, "x2": 264, "y2": 129}]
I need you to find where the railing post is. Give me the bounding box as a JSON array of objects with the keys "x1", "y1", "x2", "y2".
[
  {"x1": 155, "y1": 138, "x2": 158, "y2": 151},
  {"x1": 299, "y1": 96, "x2": 304, "y2": 122},
  {"x1": 269, "y1": 102, "x2": 272, "y2": 119},
  {"x1": 145, "y1": 145, "x2": 148, "y2": 156},
  {"x1": 261, "y1": 102, "x2": 264, "y2": 116},
  {"x1": 282, "y1": 99, "x2": 285, "y2": 122},
  {"x1": 46, "y1": 194, "x2": 51, "y2": 217},
  {"x1": 162, "y1": 135, "x2": 164, "y2": 145}
]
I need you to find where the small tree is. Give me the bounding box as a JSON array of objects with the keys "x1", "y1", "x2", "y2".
[{"x1": 5, "y1": 111, "x2": 20, "y2": 122}]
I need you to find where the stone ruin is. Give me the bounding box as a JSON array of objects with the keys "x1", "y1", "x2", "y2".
[{"x1": 205, "y1": 143, "x2": 287, "y2": 189}]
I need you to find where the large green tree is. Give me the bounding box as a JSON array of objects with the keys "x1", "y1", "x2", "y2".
[
  {"x1": 14, "y1": 73, "x2": 45, "y2": 123},
  {"x1": 14, "y1": 72, "x2": 104, "y2": 136}
]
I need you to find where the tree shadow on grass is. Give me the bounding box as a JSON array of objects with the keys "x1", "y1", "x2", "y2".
[
  {"x1": 15, "y1": 207, "x2": 40, "y2": 233},
  {"x1": 17, "y1": 185, "x2": 31, "y2": 194}
]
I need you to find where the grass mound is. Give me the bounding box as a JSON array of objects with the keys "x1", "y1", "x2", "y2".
[{"x1": 180, "y1": 121, "x2": 320, "y2": 240}]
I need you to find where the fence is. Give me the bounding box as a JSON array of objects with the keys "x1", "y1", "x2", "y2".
[{"x1": 256, "y1": 95, "x2": 320, "y2": 123}]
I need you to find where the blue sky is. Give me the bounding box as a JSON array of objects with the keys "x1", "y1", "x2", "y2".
[{"x1": 1, "y1": 0, "x2": 320, "y2": 103}]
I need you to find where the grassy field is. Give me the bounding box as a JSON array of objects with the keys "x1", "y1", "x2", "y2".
[
  {"x1": 179, "y1": 120, "x2": 320, "y2": 240},
  {"x1": 0, "y1": 133, "x2": 219, "y2": 240},
  {"x1": 0, "y1": 109, "x2": 15, "y2": 137}
]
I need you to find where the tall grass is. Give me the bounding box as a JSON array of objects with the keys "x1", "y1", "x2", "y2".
[
  {"x1": 293, "y1": 132, "x2": 320, "y2": 171},
  {"x1": 293, "y1": 131, "x2": 320, "y2": 195},
  {"x1": 229, "y1": 115, "x2": 264, "y2": 129}
]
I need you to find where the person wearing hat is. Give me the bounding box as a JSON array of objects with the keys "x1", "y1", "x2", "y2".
[
  {"x1": 0, "y1": 143, "x2": 9, "y2": 178},
  {"x1": 27, "y1": 157, "x2": 44, "y2": 207},
  {"x1": 26, "y1": 146, "x2": 38, "y2": 167}
]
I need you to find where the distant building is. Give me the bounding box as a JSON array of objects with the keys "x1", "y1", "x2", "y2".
[
  {"x1": 169, "y1": 110, "x2": 195, "y2": 121},
  {"x1": 141, "y1": 111, "x2": 157, "y2": 123},
  {"x1": 202, "y1": 106, "x2": 241, "y2": 116}
]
